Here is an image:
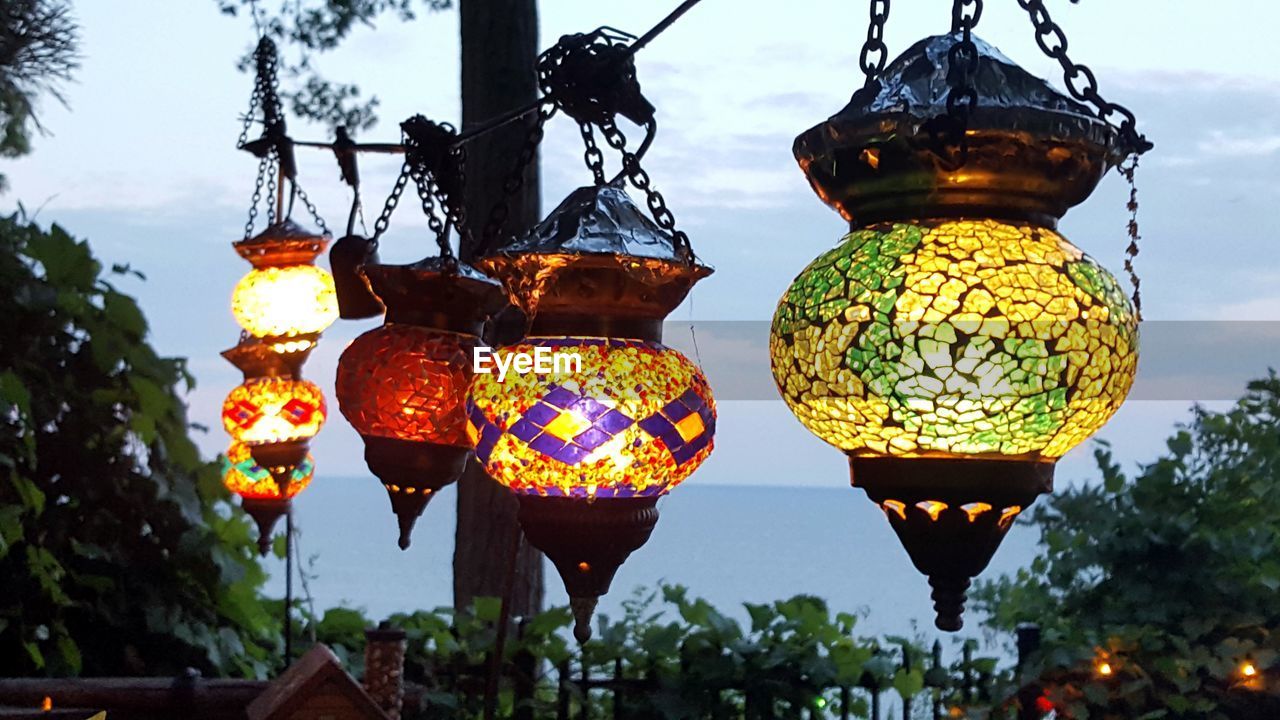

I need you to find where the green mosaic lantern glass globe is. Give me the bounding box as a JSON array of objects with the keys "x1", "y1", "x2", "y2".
[{"x1": 771, "y1": 34, "x2": 1143, "y2": 630}]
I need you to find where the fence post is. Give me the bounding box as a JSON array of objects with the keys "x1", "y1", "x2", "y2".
[
  {"x1": 1015, "y1": 624, "x2": 1044, "y2": 720},
  {"x1": 839, "y1": 686, "x2": 851, "y2": 720},
  {"x1": 513, "y1": 620, "x2": 535, "y2": 720},
  {"x1": 900, "y1": 643, "x2": 913, "y2": 720},
  {"x1": 557, "y1": 659, "x2": 571, "y2": 720},
  {"x1": 613, "y1": 656, "x2": 625, "y2": 720},
  {"x1": 581, "y1": 656, "x2": 591, "y2": 720},
  {"x1": 931, "y1": 639, "x2": 943, "y2": 720}
]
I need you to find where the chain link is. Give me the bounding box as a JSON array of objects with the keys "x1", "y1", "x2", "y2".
[
  {"x1": 858, "y1": 0, "x2": 891, "y2": 87},
  {"x1": 1016, "y1": 0, "x2": 1152, "y2": 156},
  {"x1": 599, "y1": 119, "x2": 693, "y2": 264},
  {"x1": 579, "y1": 122, "x2": 607, "y2": 185}
]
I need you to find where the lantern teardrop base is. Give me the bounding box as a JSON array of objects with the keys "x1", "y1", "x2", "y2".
[
  {"x1": 849, "y1": 456, "x2": 1054, "y2": 632},
  {"x1": 516, "y1": 495, "x2": 660, "y2": 601},
  {"x1": 241, "y1": 497, "x2": 290, "y2": 556},
  {"x1": 362, "y1": 436, "x2": 469, "y2": 550},
  {"x1": 570, "y1": 596, "x2": 599, "y2": 644}
]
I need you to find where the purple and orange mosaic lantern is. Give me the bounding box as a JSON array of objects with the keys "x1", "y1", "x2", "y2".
[
  {"x1": 335, "y1": 258, "x2": 508, "y2": 549},
  {"x1": 470, "y1": 183, "x2": 716, "y2": 642}
]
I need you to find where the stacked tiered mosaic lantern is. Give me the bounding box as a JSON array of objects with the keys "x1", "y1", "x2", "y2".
[
  {"x1": 771, "y1": 34, "x2": 1140, "y2": 630},
  {"x1": 335, "y1": 257, "x2": 508, "y2": 549},
  {"x1": 469, "y1": 182, "x2": 716, "y2": 641},
  {"x1": 220, "y1": 226, "x2": 336, "y2": 553}
]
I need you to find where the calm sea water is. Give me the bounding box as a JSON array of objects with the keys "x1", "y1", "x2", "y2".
[{"x1": 268, "y1": 480, "x2": 1038, "y2": 649}]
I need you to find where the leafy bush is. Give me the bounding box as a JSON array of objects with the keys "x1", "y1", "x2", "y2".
[
  {"x1": 973, "y1": 376, "x2": 1280, "y2": 718},
  {"x1": 301, "y1": 584, "x2": 1002, "y2": 719},
  {"x1": 0, "y1": 213, "x2": 281, "y2": 677}
]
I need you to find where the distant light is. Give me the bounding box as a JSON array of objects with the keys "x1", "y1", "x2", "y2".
[
  {"x1": 42, "y1": 696, "x2": 52, "y2": 712},
  {"x1": 1241, "y1": 662, "x2": 1259, "y2": 678},
  {"x1": 1096, "y1": 661, "x2": 1113, "y2": 677}
]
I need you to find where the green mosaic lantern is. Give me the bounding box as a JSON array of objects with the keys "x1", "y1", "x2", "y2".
[{"x1": 772, "y1": 34, "x2": 1143, "y2": 630}]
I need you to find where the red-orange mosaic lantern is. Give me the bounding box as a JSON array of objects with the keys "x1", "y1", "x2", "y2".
[{"x1": 334, "y1": 258, "x2": 507, "y2": 549}]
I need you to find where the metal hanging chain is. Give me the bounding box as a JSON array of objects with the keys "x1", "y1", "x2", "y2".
[
  {"x1": 938, "y1": 0, "x2": 982, "y2": 167},
  {"x1": 293, "y1": 181, "x2": 330, "y2": 236},
  {"x1": 1119, "y1": 154, "x2": 1143, "y2": 320},
  {"x1": 264, "y1": 154, "x2": 279, "y2": 226},
  {"x1": 370, "y1": 162, "x2": 411, "y2": 246},
  {"x1": 409, "y1": 167, "x2": 451, "y2": 257},
  {"x1": 579, "y1": 121, "x2": 608, "y2": 185},
  {"x1": 599, "y1": 118, "x2": 694, "y2": 264},
  {"x1": 1015, "y1": 0, "x2": 1152, "y2": 156},
  {"x1": 243, "y1": 154, "x2": 269, "y2": 240},
  {"x1": 859, "y1": 0, "x2": 891, "y2": 88},
  {"x1": 479, "y1": 103, "x2": 556, "y2": 255}
]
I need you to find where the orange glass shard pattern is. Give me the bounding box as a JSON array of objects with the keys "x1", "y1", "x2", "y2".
[
  {"x1": 221, "y1": 377, "x2": 326, "y2": 445},
  {"x1": 770, "y1": 219, "x2": 1138, "y2": 460},
  {"x1": 467, "y1": 338, "x2": 716, "y2": 498},
  {"x1": 221, "y1": 442, "x2": 314, "y2": 500},
  {"x1": 336, "y1": 325, "x2": 476, "y2": 446},
  {"x1": 231, "y1": 264, "x2": 339, "y2": 339}
]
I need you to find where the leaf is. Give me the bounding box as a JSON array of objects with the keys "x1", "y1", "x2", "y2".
[
  {"x1": 0, "y1": 371, "x2": 31, "y2": 418},
  {"x1": 473, "y1": 596, "x2": 502, "y2": 623},
  {"x1": 104, "y1": 291, "x2": 148, "y2": 338},
  {"x1": 891, "y1": 667, "x2": 924, "y2": 697}
]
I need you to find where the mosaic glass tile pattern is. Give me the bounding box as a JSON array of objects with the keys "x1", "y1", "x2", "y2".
[
  {"x1": 467, "y1": 338, "x2": 716, "y2": 498},
  {"x1": 221, "y1": 377, "x2": 327, "y2": 445},
  {"x1": 770, "y1": 219, "x2": 1138, "y2": 459},
  {"x1": 221, "y1": 441, "x2": 315, "y2": 500},
  {"x1": 336, "y1": 324, "x2": 476, "y2": 446},
  {"x1": 232, "y1": 264, "x2": 338, "y2": 338}
]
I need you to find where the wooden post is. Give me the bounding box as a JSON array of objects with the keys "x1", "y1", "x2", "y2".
[{"x1": 454, "y1": 0, "x2": 545, "y2": 619}]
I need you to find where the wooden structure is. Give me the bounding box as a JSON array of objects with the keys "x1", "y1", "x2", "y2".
[{"x1": 246, "y1": 645, "x2": 389, "y2": 720}]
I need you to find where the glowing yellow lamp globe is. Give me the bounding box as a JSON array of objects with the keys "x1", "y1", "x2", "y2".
[
  {"x1": 221, "y1": 441, "x2": 315, "y2": 500},
  {"x1": 231, "y1": 264, "x2": 339, "y2": 340},
  {"x1": 467, "y1": 338, "x2": 716, "y2": 499},
  {"x1": 221, "y1": 377, "x2": 327, "y2": 446},
  {"x1": 770, "y1": 218, "x2": 1138, "y2": 461}
]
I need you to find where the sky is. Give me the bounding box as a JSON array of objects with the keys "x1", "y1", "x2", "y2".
[{"x1": 5, "y1": 0, "x2": 1280, "y2": 494}]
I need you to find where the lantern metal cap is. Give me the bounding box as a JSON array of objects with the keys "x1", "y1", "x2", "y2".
[
  {"x1": 235, "y1": 219, "x2": 329, "y2": 268},
  {"x1": 478, "y1": 183, "x2": 711, "y2": 329},
  {"x1": 362, "y1": 258, "x2": 507, "y2": 335},
  {"x1": 794, "y1": 33, "x2": 1128, "y2": 227}
]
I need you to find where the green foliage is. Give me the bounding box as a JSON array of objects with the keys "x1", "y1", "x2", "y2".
[
  {"x1": 973, "y1": 376, "x2": 1280, "y2": 718},
  {"x1": 299, "y1": 585, "x2": 999, "y2": 720},
  {"x1": 0, "y1": 213, "x2": 281, "y2": 677},
  {"x1": 217, "y1": 0, "x2": 451, "y2": 132},
  {"x1": 0, "y1": 0, "x2": 79, "y2": 188}
]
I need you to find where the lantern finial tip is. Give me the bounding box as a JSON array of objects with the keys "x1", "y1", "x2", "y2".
[
  {"x1": 570, "y1": 596, "x2": 598, "y2": 645},
  {"x1": 929, "y1": 575, "x2": 971, "y2": 632}
]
